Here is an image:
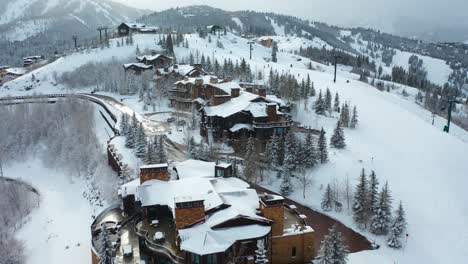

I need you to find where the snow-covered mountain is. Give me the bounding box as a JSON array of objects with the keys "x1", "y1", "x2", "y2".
[{"x1": 0, "y1": 0, "x2": 148, "y2": 42}]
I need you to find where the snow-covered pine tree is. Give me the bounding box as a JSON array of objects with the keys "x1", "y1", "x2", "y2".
[
  {"x1": 152, "y1": 135, "x2": 161, "y2": 162},
  {"x1": 304, "y1": 133, "x2": 317, "y2": 168},
  {"x1": 119, "y1": 113, "x2": 127, "y2": 135},
  {"x1": 314, "y1": 225, "x2": 349, "y2": 264},
  {"x1": 325, "y1": 88, "x2": 332, "y2": 112},
  {"x1": 350, "y1": 106, "x2": 358, "y2": 129},
  {"x1": 318, "y1": 128, "x2": 329, "y2": 164},
  {"x1": 145, "y1": 140, "x2": 155, "y2": 164},
  {"x1": 283, "y1": 132, "x2": 297, "y2": 171},
  {"x1": 368, "y1": 171, "x2": 379, "y2": 215},
  {"x1": 321, "y1": 184, "x2": 333, "y2": 211},
  {"x1": 370, "y1": 182, "x2": 392, "y2": 235},
  {"x1": 280, "y1": 166, "x2": 293, "y2": 196},
  {"x1": 333, "y1": 92, "x2": 340, "y2": 112},
  {"x1": 135, "y1": 123, "x2": 147, "y2": 158},
  {"x1": 315, "y1": 90, "x2": 326, "y2": 115},
  {"x1": 243, "y1": 137, "x2": 257, "y2": 181},
  {"x1": 387, "y1": 201, "x2": 407, "y2": 248},
  {"x1": 99, "y1": 225, "x2": 112, "y2": 264},
  {"x1": 310, "y1": 81, "x2": 316, "y2": 97},
  {"x1": 158, "y1": 136, "x2": 167, "y2": 163},
  {"x1": 272, "y1": 41, "x2": 278, "y2": 62},
  {"x1": 268, "y1": 134, "x2": 280, "y2": 167},
  {"x1": 339, "y1": 102, "x2": 350, "y2": 127},
  {"x1": 255, "y1": 239, "x2": 269, "y2": 264},
  {"x1": 353, "y1": 169, "x2": 368, "y2": 229},
  {"x1": 330, "y1": 120, "x2": 346, "y2": 149}
]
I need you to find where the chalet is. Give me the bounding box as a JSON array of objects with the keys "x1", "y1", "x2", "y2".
[
  {"x1": 123, "y1": 63, "x2": 154, "y2": 75},
  {"x1": 257, "y1": 37, "x2": 274, "y2": 48},
  {"x1": 137, "y1": 54, "x2": 173, "y2": 69},
  {"x1": 91, "y1": 160, "x2": 315, "y2": 264},
  {"x1": 1, "y1": 67, "x2": 27, "y2": 83},
  {"x1": 200, "y1": 89, "x2": 291, "y2": 149},
  {"x1": 117, "y1": 22, "x2": 159, "y2": 37},
  {"x1": 207, "y1": 25, "x2": 224, "y2": 35}
]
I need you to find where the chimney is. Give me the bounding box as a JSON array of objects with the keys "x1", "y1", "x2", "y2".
[
  {"x1": 215, "y1": 163, "x2": 232, "y2": 177},
  {"x1": 231, "y1": 88, "x2": 240, "y2": 98},
  {"x1": 213, "y1": 95, "x2": 231, "y2": 106},
  {"x1": 195, "y1": 77, "x2": 203, "y2": 86},
  {"x1": 139, "y1": 163, "x2": 169, "y2": 184},
  {"x1": 210, "y1": 77, "x2": 218, "y2": 84},
  {"x1": 223, "y1": 76, "x2": 233, "y2": 82},
  {"x1": 175, "y1": 197, "x2": 205, "y2": 230},
  {"x1": 257, "y1": 88, "x2": 267, "y2": 97},
  {"x1": 259, "y1": 193, "x2": 285, "y2": 236},
  {"x1": 266, "y1": 103, "x2": 278, "y2": 122}
]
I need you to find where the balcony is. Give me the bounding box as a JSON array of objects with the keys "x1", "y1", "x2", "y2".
[
  {"x1": 134, "y1": 217, "x2": 184, "y2": 263},
  {"x1": 253, "y1": 120, "x2": 293, "y2": 129}
]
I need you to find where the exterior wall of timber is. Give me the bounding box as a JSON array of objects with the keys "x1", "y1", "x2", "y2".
[
  {"x1": 175, "y1": 206, "x2": 205, "y2": 230},
  {"x1": 140, "y1": 170, "x2": 169, "y2": 184},
  {"x1": 261, "y1": 205, "x2": 284, "y2": 237},
  {"x1": 271, "y1": 231, "x2": 315, "y2": 264}
]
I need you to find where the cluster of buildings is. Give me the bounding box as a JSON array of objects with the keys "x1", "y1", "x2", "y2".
[
  {"x1": 91, "y1": 160, "x2": 315, "y2": 264},
  {"x1": 117, "y1": 23, "x2": 160, "y2": 37}
]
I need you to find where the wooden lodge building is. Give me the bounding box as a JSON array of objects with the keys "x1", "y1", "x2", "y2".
[
  {"x1": 117, "y1": 22, "x2": 159, "y2": 37},
  {"x1": 123, "y1": 63, "x2": 154, "y2": 75},
  {"x1": 91, "y1": 160, "x2": 315, "y2": 264},
  {"x1": 137, "y1": 54, "x2": 173, "y2": 69}
]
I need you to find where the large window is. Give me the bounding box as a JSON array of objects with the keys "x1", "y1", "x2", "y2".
[
  {"x1": 207, "y1": 254, "x2": 218, "y2": 264},
  {"x1": 191, "y1": 253, "x2": 200, "y2": 264},
  {"x1": 291, "y1": 246, "x2": 297, "y2": 257}
]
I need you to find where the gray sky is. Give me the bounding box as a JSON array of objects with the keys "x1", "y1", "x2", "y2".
[{"x1": 113, "y1": 0, "x2": 468, "y2": 40}]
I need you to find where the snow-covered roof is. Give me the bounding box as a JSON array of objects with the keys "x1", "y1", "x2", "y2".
[
  {"x1": 137, "y1": 54, "x2": 172, "y2": 62},
  {"x1": 204, "y1": 91, "x2": 281, "y2": 118},
  {"x1": 207, "y1": 81, "x2": 242, "y2": 94},
  {"x1": 119, "y1": 178, "x2": 140, "y2": 198},
  {"x1": 229, "y1": 123, "x2": 253, "y2": 132},
  {"x1": 140, "y1": 163, "x2": 168, "y2": 169},
  {"x1": 175, "y1": 159, "x2": 216, "y2": 180},
  {"x1": 266, "y1": 95, "x2": 287, "y2": 107},
  {"x1": 122, "y1": 22, "x2": 147, "y2": 29},
  {"x1": 174, "y1": 64, "x2": 209, "y2": 77},
  {"x1": 123, "y1": 63, "x2": 153, "y2": 70},
  {"x1": 216, "y1": 163, "x2": 231, "y2": 169},
  {"x1": 175, "y1": 75, "x2": 216, "y2": 85},
  {"x1": 5, "y1": 68, "x2": 27, "y2": 75}
]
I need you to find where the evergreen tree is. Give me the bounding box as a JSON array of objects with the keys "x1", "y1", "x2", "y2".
[
  {"x1": 318, "y1": 128, "x2": 328, "y2": 163},
  {"x1": 321, "y1": 184, "x2": 333, "y2": 211},
  {"x1": 368, "y1": 171, "x2": 379, "y2": 215},
  {"x1": 350, "y1": 106, "x2": 358, "y2": 129},
  {"x1": 325, "y1": 88, "x2": 332, "y2": 112},
  {"x1": 157, "y1": 136, "x2": 167, "y2": 163},
  {"x1": 339, "y1": 103, "x2": 350, "y2": 127},
  {"x1": 99, "y1": 225, "x2": 112, "y2": 264},
  {"x1": 255, "y1": 239, "x2": 269, "y2": 264},
  {"x1": 304, "y1": 133, "x2": 317, "y2": 168},
  {"x1": 135, "y1": 123, "x2": 147, "y2": 158},
  {"x1": 353, "y1": 169, "x2": 368, "y2": 228},
  {"x1": 244, "y1": 137, "x2": 257, "y2": 181},
  {"x1": 387, "y1": 201, "x2": 407, "y2": 249},
  {"x1": 166, "y1": 34, "x2": 174, "y2": 54},
  {"x1": 333, "y1": 93, "x2": 340, "y2": 112},
  {"x1": 283, "y1": 132, "x2": 298, "y2": 171},
  {"x1": 330, "y1": 121, "x2": 346, "y2": 149},
  {"x1": 370, "y1": 182, "x2": 392, "y2": 235},
  {"x1": 125, "y1": 113, "x2": 138, "y2": 148},
  {"x1": 310, "y1": 81, "x2": 316, "y2": 97},
  {"x1": 315, "y1": 90, "x2": 326, "y2": 115},
  {"x1": 280, "y1": 166, "x2": 293, "y2": 196},
  {"x1": 145, "y1": 140, "x2": 155, "y2": 164},
  {"x1": 266, "y1": 134, "x2": 280, "y2": 168},
  {"x1": 314, "y1": 225, "x2": 349, "y2": 264},
  {"x1": 272, "y1": 41, "x2": 278, "y2": 62}
]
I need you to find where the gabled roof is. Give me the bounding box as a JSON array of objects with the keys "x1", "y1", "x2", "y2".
[
  {"x1": 123, "y1": 63, "x2": 153, "y2": 70},
  {"x1": 137, "y1": 54, "x2": 173, "y2": 62}
]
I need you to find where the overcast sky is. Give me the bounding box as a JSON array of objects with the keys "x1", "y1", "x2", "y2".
[{"x1": 114, "y1": 0, "x2": 468, "y2": 39}]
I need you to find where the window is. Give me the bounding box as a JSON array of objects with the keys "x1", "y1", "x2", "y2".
[
  {"x1": 291, "y1": 246, "x2": 297, "y2": 258},
  {"x1": 191, "y1": 253, "x2": 200, "y2": 264},
  {"x1": 216, "y1": 169, "x2": 224, "y2": 177},
  {"x1": 207, "y1": 254, "x2": 218, "y2": 264}
]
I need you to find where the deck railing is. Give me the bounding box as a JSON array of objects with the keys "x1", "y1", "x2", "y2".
[{"x1": 253, "y1": 120, "x2": 293, "y2": 128}]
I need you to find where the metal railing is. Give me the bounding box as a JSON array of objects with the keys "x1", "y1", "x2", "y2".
[{"x1": 253, "y1": 120, "x2": 293, "y2": 128}]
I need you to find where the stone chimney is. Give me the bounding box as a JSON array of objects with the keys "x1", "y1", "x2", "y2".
[
  {"x1": 231, "y1": 88, "x2": 240, "y2": 98},
  {"x1": 215, "y1": 163, "x2": 232, "y2": 177},
  {"x1": 257, "y1": 88, "x2": 267, "y2": 97},
  {"x1": 175, "y1": 198, "x2": 205, "y2": 230},
  {"x1": 139, "y1": 163, "x2": 169, "y2": 184},
  {"x1": 195, "y1": 77, "x2": 203, "y2": 86},
  {"x1": 210, "y1": 77, "x2": 218, "y2": 84},
  {"x1": 259, "y1": 193, "x2": 285, "y2": 236},
  {"x1": 266, "y1": 103, "x2": 278, "y2": 122}
]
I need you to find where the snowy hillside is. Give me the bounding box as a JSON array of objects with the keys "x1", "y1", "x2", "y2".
[{"x1": 2, "y1": 31, "x2": 468, "y2": 264}]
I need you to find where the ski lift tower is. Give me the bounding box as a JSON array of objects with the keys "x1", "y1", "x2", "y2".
[{"x1": 247, "y1": 41, "x2": 255, "y2": 60}]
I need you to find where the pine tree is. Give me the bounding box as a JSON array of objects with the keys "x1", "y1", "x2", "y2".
[
  {"x1": 304, "y1": 133, "x2": 317, "y2": 168},
  {"x1": 368, "y1": 171, "x2": 379, "y2": 215},
  {"x1": 318, "y1": 128, "x2": 328, "y2": 164},
  {"x1": 353, "y1": 169, "x2": 368, "y2": 229},
  {"x1": 135, "y1": 123, "x2": 147, "y2": 158},
  {"x1": 99, "y1": 225, "x2": 112, "y2": 264},
  {"x1": 387, "y1": 201, "x2": 407, "y2": 249},
  {"x1": 330, "y1": 121, "x2": 346, "y2": 149},
  {"x1": 283, "y1": 132, "x2": 297, "y2": 171},
  {"x1": 268, "y1": 134, "x2": 280, "y2": 167},
  {"x1": 315, "y1": 90, "x2": 326, "y2": 115},
  {"x1": 339, "y1": 103, "x2": 350, "y2": 127},
  {"x1": 158, "y1": 136, "x2": 167, "y2": 163},
  {"x1": 272, "y1": 41, "x2": 278, "y2": 62},
  {"x1": 280, "y1": 166, "x2": 293, "y2": 196},
  {"x1": 119, "y1": 113, "x2": 128, "y2": 135},
  {"x1": 125, "y1": 113, "x2": 137, "y2": 148},
  {"x1": 244, "y1": 137, "x2": 257, "y2": 181},
  {"x1": 325, "y1": 88, "x2": 332, "y2": 112},
  {"x1": 350, "y1": 106, "x2": 358, "y2": 129},
  {"x1": 145, "y1": 140, "x2": 155, "y2": 164},
  {"x1": 333, "y1": 92, "x2": 340, "y2": 112},
  {"x1": 321, "y1": 184, "x2": 333, "y2": 211},
  {"x1": 166, "y1": 34, "x2": 174, "y2": 54},
  {"x1": 370, "y1": 182, "x2": 392, "y2": 235},
  {"x1": 310, "y1": 81, "x2": 316, "y2": 97},
  {"x1": 255, "y1": 239, "x2": 269, "y2": 264},
  {"x1": 314, "y1": 225, "x2": 349, "y2": 264}
]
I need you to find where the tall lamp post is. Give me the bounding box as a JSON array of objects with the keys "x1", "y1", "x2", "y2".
[
  {"x1": 248, "y1": 41, "x2": 255, "y2": 60},
  {"x1": 333, "y1": 55, "x2": 341, "y2": 83}
]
